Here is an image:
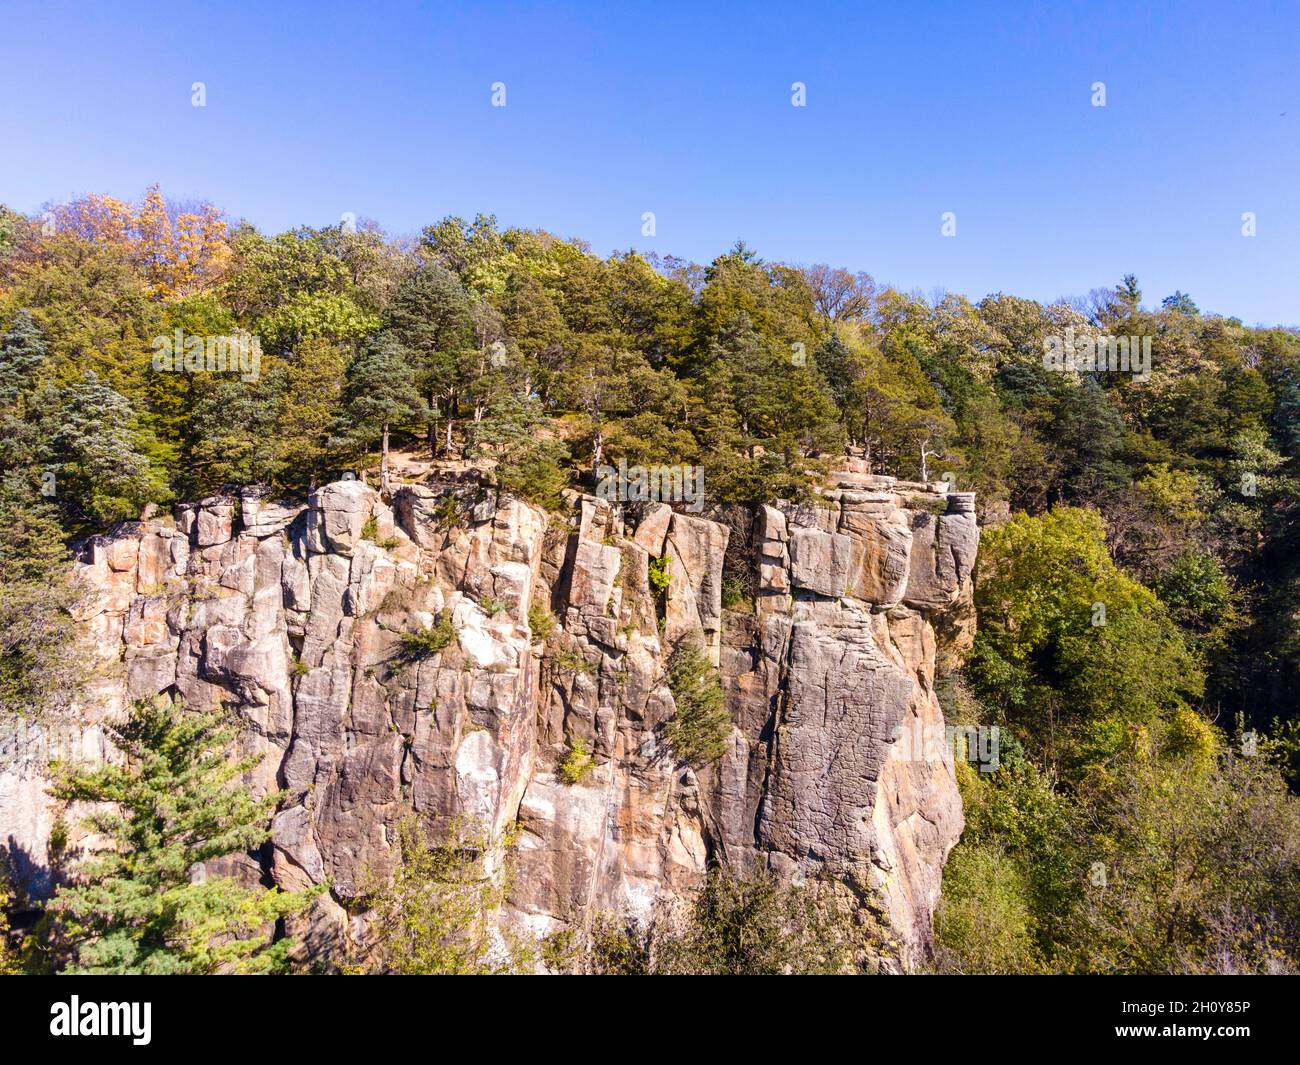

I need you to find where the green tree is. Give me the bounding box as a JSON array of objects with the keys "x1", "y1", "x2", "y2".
[
  {"x1": 0, "y1": 309, "x2": 48, "y2": 413},
  {"x1": 355, "y1": 816, "x2": 531, "y2": 974},
  {"x1": 47, "y1": 694, "x2": 316, "y2": 974},
  {"x1": 339, "y1": 335, "x2": 427, "y2": 493},
  {"x1": 0, "y1": 474, "x2": 85, "y2": 719},
  {"x1": 385, "y1": 264, "x2": 475, "y2": 455},
  {"x1": 663, "y1": 638, "x2": 732, "y2": 766},
  {"x1": 971, "y1": 507, "x2": 1203, "y2": 766},
  {"x1": 40, "y1": 371, "x2": 166, "y2": 527}
]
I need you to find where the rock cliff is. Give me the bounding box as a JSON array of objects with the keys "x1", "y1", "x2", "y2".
[{"x1": 0, "y1": 462, "x2": 978, "y2": 969}]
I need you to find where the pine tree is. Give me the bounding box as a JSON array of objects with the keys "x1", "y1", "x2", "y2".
[
  {"x1": 0, "y1": 470, "x2": 85, "y2": 719},
  {"x1": 47, "y1": 694, "x2": 318, "y2": 974},
  {"x1": 42, "y1": 371, "x2": 166, "y2": 526},
  {"x1": 385, "y1": 264, "x2": 474, "y2": 455},
  {"x1": 340, "y1": 334, "x2": 427, "y2": 494},
  {"x1": 0, "y1": 309, "x2": 48, "y2": 413},
  {"x1": 663, "y1": 638, "x2": 732, "y2": 766}
]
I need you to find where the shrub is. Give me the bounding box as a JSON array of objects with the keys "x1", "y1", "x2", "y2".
[
  {"x1": 399, "y1": 613, "x2": 456, "y2": 658},
  {"x1": 933, "y1": 842, "x2": 1044, "y2": 974},
  {"x1": 495, "y1": 437, "x2": 570, "y2": 510},
  {"x1": 435, "y1": 493, "x2": 462, "y2": 526},
  {"x1": 353, "y1": 817, "x2": 532, "y2": 975},
  {"x1": 479, "y1": 595, "x2": 507, "y2": 617},
  {"x1": 527, "y1": 600, "x2": 556, "y2": 642},
  {"x1": 551, "y1": 645, "x2": 591, "y2": 675},
  {"x1": 663, "y1": 639, "x2": 731, "y2": 766},
  {"x1": 558, "y1": 737, "x2": 596, "y2": 785},
  {"x1": 720, "y1": 575, "x2": 749, "y2": 612},
  {"x1": 585, "y1": 867, "x2": 864, "y2": 975},
  {"x1": 361, "y1": 514, "x2": 378, "y2": 540},
  {"x1": 648, "y1": 554, "x2": 670, "y2": 626}
]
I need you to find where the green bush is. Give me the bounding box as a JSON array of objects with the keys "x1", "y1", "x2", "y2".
[
  {"x1": 558, "y1": 737, "x2": 596, "y2": 785},
  {"x1": 551, "y1": 645, "x2": 591, "y2": 675},
  {"x1": 933, "y1": 842, "x2": 1044, "y2": 974},
  {"x1": 527, "y1": 600, "x2": 556, "y2": 642},
  {"x1": 479, "y1": 595, "x2": 507, "y2": 617},
  {"x1": 647, "y1": 554, "x2": 670, "y2": 627},
  {"x1": 495, "y1": 437, "x2": 570, "y2": 510},
  {"x1": 399, "y1": 613, "x2": 456, "y2": 658},
  {"x1": 586, "y1": 866, "x2": 865, "y2": 975},
  {"x1": 663, "y1": 639, "x2": 731, "y2": 766},
  {"x1": 720, "y1": 575, "x2": 749, "y2": 612}
]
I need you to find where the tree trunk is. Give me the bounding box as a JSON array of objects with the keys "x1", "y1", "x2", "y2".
[
  {"x1": 381, "y1": 421, "x2": 391, "y2": 496},
  {"x1": 591, "y1": 425, "x2": 603, "y2": 479}
]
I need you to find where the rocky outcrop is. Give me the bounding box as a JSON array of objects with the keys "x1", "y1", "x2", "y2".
[{"x1": 0, "y1": 463, "x2": 977, "y2": 969}]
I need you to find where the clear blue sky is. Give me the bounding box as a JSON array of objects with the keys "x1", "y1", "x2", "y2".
[{"x1": 2, "y1": 0, "x2": 1297, "y2": 324}]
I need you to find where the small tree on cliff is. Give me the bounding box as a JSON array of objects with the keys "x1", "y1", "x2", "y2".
[
  {"x1": 354, "y1": 816, "x2": 533, "y2": 974},
  {"x1": 341, "y1": 334, "x2": 427, "y2": 495},
  {"x1": 663, "y1": 638, "x2": 732, "y2": 766},
  {"x1": 47, "y1": 694, "x2": 318, "y2": 974}
]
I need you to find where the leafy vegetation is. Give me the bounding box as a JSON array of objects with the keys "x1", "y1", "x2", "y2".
[
  {"x1": 4, "y1": 189, "x2": 1300, "y2": 975},
  {"x1": 352, "y1": 817, "x2": 532, "y2": 975},
  {"x1": 398, "y1": 613, "x2": 456, "y2": 658},
  {"x1": 526, "y1": 599, "x2": 556, "y2": 641},
  {"x1": 935, "y1": 506, "x2": 1300, "y2": 973},
  {"x1": 558, "y1": 737, "x2": 596, "y2": 785},
  {"x1": 42, "y1": 695, "x2": 318, "y2": 974},
  {"x1": 586, "y1": 866, "x2": 869, "y2": 974},
  {"x1": 663, "y1": 638, "x2": 732, "y2": 766}
]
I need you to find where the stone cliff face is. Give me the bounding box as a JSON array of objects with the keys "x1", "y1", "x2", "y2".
[{"x1": 0, "y1": 462, "x2": 978, "y2": 969}]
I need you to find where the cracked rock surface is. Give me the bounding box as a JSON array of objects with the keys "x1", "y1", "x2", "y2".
[{"x1": 0, "y1": 466, "x2": 977, "y2": 967}]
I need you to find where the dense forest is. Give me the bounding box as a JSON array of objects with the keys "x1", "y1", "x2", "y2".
[{"x1": 2, "y1": 188, "x2": 1299, "y2": 973}]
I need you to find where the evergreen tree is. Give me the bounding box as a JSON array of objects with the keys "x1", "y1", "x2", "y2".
[
  {"x1": 386, "y1": 264, "x2": 474, "y2": 455},
  {"x1": 0, "y1": 309, "x2": 47, "y2": 413},
  {"x1": 42, "y1": 372, "x2": 165, "y2": 526},
  {"x1": 47, "y1": 694, "x2": 317, "y2": 974},
  {"x1": 663, "y1": 638, "x2": 732, "y2": 766},
  {"x1": 0, "y1": 471, "x2": 85, "y2": 719},
  {"x1": 340, "y1": 334, "x2": 427, "y2": 493}
]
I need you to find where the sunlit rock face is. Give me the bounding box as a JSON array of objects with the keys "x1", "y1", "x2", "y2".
[{"x1": 1, "y1": 464, "x2": 976, "y2": 969}]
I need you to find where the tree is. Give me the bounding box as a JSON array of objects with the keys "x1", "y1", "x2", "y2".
[
  {"x1": 495, "y1": 435, "x2": 570, "y2": 510},
  {"x1": 339, "y1": 335, "x2": 427, "y2": 494},
  {"x1": 802, "y1": 263, "x2": 876, "y2": 322},
  {"x1": 1160, "y1": 291, "x2": 1199, "y2": 316},
  {"x1": 384, "y1": 264, "x2": 474, "y2": 454},
  {"x1": 47, "y1": 694, "x2": 316, "y2": 974},
  {"x1": 971, "y1": 507, "x2": 1203, "y2": 766},
  {"x1": 663, "y1": 638, "x2": 732, "y2": 766},
  {"x1": 1116, "y1": 274, "x2": 1142, "y2": 315},
  {"x1": 0, "y1": 309, "x2": 47, "y2": 413},
  {"x1": 41, "y1": 372, "x2": 166, "y2": 527},
  {"x1": 0, "y1": 473, "x2": 85, "y2": 719},
  {"x1": 1067, "y1": 736, "x2": 1300, "y2": 974},
  {"x1": 355, "y1": 816, "x2": 531, "y2": 975}
]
